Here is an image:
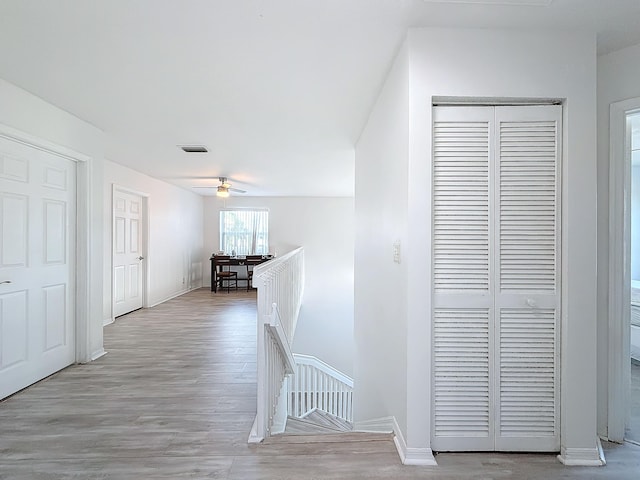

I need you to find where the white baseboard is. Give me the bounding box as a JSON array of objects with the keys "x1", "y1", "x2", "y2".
[
  {"x1": 391, "y1": 417, "x2": 438, "y2": 466},
  {"x1": 106, "y1": 287, "x2": 202, "y2": 324},
  {"x1": 354, "y1": 416, "x2": 437, "y2": 466},
  {"x1": 147, "y1": 286, "x2": 201, "y2": 308},
  {"x1": 557, "y1": 437, "x2": 606, "y2": 466},
  {"x1": 247, "y1": 415, "x2": 264, "y2": 444},
  {"x1": 353, "y1": 416, "x2": 394, "y2": 433},
  {"x1": 90, "y1": 348, "x2": 107, "y2": 362}
]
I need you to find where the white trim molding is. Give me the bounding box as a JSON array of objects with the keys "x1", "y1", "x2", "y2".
[
  {"x1": 607, "y1": 97, "x2": 640, "y2": 442},
  {"x1": 392, "y1": 417, "x2": 437, "y2": 466},
  {"x1": 557, "y1": 438, "x2": 606, "y2": 466},
  {"x1": 90, "y1": 349, "x2": 107, "y2": 362},
  {"x1": 247, "y1": 415, "x2": 263, "y2": 444},
  {"x1": 354, "y1": 417, "x2": 437, "y2": 466},
  {"x1": 354, "y1": 416, "x2": 394, "y2": 433},
  {"x1": 146, "y1": 286, "x2": 201, "y2": 309}
]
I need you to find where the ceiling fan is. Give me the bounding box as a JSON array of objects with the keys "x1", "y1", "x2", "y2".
[{"x1": 192, "y1": 177, "x2": 246, "y2": 197}]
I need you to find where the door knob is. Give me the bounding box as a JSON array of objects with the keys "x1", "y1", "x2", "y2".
[
  {"x1": 0, "y1": 280, "x2": 12, "y2": 284},
  {"x1": 137, "y1": 256, "x2": 144, "y2": 261},
  {"x1": 526, "y1": 298, "x2": 537, "y2": 308}
]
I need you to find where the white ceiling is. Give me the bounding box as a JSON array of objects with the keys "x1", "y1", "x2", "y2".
[{"x1": 1, "y1": 0, "x2": 640, "y2": 196}]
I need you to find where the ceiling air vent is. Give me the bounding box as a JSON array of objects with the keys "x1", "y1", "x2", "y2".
[{"x1": 179, "y1": 145, "x2": 208, "y2": 153}]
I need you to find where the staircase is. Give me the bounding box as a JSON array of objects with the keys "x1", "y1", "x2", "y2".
[
  {"x1": 251, "y1": 247, "x2": 357, "y2": 444},
  {"x1": 266, "y1": 410, "x2": 392, "y2": 449},
  {"x1": 248, "y1": 247, "x2": 401, "y2": 459},
  {"x1": 283, "y1": 409, "x2": 352, "y2": 435},
  {"x1": 263, "y1": 430, "x2": 395, "y2": 450}
]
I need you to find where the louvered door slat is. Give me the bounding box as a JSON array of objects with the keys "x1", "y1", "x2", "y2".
[
  {"x1": 433, "y1": 118, "x2": 490, "y2": 292},
  {"x1": 497, "y1": 309, "x2": 558, "y2": 442},
  {"x1": 433, "y1": 308, "x2": 493, "y2": 450},
  {"x1": 498, "y1": 117, "x2": 558, "y2": 292}
]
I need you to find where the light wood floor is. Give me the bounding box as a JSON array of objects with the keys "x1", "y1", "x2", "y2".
[
  {"x1": 1, "y1": 288, "x2": 639, "y2": 479},
  {"x1": 627, "y1": 361, "x2": 640, "y2": 443}
]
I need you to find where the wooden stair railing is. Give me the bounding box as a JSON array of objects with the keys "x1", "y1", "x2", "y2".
[{"x1": 288, "y1": 354, "x2": 354, "y2": 423}]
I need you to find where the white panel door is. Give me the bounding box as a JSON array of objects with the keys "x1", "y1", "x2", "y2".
[
  {"x1": 0, "y1": 136, "x2": 76, "y2": 400},
  {"x1": 113, "y1": 190, "x2": 144, "y2": 317},
  {"x1": 431, "y1": 105, "x2": 561, "y2": 452}
]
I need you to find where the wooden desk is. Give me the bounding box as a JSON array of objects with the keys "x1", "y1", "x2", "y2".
[{"x1": 210, "y1": 255, "x2": 272, "y2": 292}]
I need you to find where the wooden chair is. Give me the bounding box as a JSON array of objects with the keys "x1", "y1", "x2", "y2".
[
  {"x1": 215, "y1": 255, "x2": 238, "y2": 293},
  {"x1": 245, "y1": 255, "x2": 263, "y2": 291}
]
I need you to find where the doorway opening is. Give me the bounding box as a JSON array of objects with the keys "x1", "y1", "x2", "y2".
[
  {"x1": 608, "y1": 98, "x2": 640, "y2": 444},
  {"x1": 628, "y1": 112, "x2": 640, "y2": 443}
]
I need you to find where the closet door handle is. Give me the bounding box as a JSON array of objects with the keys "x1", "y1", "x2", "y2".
[{"x1": 526, "y1": 298, "x2": 537, "y2": 308}]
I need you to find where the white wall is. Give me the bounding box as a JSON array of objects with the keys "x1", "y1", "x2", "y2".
[
  {"x1": 0, "y1": 78, "x2": 106, "y2": 360},
  {"x1": 203, "y1": 196, "x2": 355, "y2": 376},
  {"x1": 407, "y1": 27, "x2": 597, "y2": 457},
  {"x1": 355, "y1": 28, "x2": 598, "y2": 457},
  {"x1": 596, "y1": 42, "x2": 640, "y2": 439},
  {"x1": 354, "y1": 39, "x2": 409, "y2": 434},
  {"x1": 102, "y1": 160, "x2": 204, "y2": 324}
]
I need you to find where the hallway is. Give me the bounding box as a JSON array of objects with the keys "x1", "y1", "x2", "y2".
[{"x1": 0, "y1": 288, "x2": 639, "y2": 479}]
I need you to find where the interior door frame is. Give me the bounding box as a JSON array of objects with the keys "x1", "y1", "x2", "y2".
[
  {"x1": 608, "y1": 97, "x2": 640, "y2": 442},
  {"x1": 0, "y1": 122, "x2": 94, "y2": 363},
  {"x1": 430, "y1": 101, "x2": 563, "y2": 452},
  {"x1": 110, "y1": 184, "x2": 149, "y2": 323}
]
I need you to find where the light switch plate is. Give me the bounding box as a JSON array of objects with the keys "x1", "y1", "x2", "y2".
[{"x1": 393, "y1": 240, "x2": 401, "y2": 264}]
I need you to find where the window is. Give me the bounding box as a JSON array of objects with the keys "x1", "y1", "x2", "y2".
[{"x1": 219, "y1": 209, "x2": 269, "y2": 255}]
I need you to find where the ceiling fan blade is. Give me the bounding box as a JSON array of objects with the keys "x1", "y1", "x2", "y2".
[
  {"x1": 192, "y1": 186, "x2": 216, "y2": 189},
  {"x1": 229, "y1": 187, "x2": 246, "y2": 193}
]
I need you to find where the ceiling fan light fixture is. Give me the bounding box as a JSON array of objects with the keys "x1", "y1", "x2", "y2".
[{"x1": 216, "y1": 186, "x2": 230, "y2": 197}]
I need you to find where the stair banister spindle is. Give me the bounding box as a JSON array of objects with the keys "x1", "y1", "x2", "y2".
[
  {"x1": 303, "y1": 365, "x2": 307, "y2": 413},
  {"x1": 308, "y1": 365, "x2": 313, "y2": 412},
  {"x1": 308, "y1": 365, "x2": 312, "y2": 413},
  {"x1": 309, "y1": 367, "x2": 313, "y2": 411},
  {"x1": 297, "y1": 365, "x2": 302, "y2": 415},
  {"x1": 298, "y1": 364, "x2": 302, "y2": 417},
  {"x1": 314, "y1": 367, "x2": 319, "y2": 411},
  {"x1": 329, "y1": 378, "x2": 335, "y2": 412},
  {"x1": 322, "y1": 373, "x2": 326, "y2": 411},
  {"x1": 325, "y1": 375, "x2": 329, "y2": 413}
]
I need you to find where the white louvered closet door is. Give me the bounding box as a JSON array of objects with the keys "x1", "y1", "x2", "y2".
[
  {"x1": 431, "y1": 105, "x2": 561, "y2": 453},
  {"x1": 494, "y1": 106, "x2": 561, "y2": 452},
  {"x1": 432, "y1": 106, "x2": 495, "y2": 452}
]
